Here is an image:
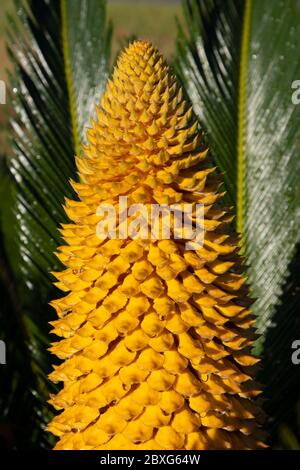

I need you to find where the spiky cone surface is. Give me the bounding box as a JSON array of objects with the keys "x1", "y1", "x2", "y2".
[{"x1": 47, "y1": 41, "x2": 266, "y2": 450}]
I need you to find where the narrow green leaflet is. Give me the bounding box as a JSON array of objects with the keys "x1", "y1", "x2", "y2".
[
  {"x1": 175, "y1": 0, "x2": 244, "y2": 207},
  {"x1": 61, "y1": 0, "x2": 112, "y2": 154},
  {"x1": 245, "y1": 0, "x2": 300, "y2": 334}
]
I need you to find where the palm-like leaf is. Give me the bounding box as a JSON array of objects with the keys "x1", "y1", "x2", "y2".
[
  {"x1": 175, "y1": 0, "x2": 300, "y2": 444},
  {"x1": 176, "y1": 0, "x2": 244, "y2": 207},
  {"x1": 175, "y1": 0, "x2": 300, "y2": 334},
  {"x1": 1, "y1": 0, "x2": 111, "y2": 448},
  {"x1": 0, "y1": 158, "x2": 53, "y2": 449},
  {"x1": 7, "y1": 0, "x2": 111, "y2": 287}
]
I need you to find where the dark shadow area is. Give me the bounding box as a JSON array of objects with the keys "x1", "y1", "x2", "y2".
[{"x1": 259, "y1": 244, "x2": 300, "y2": 446}]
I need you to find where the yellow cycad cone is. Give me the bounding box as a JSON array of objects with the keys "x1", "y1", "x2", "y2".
[{"x1": 47, "y1": 41, "x2": 266, "y2": 450}]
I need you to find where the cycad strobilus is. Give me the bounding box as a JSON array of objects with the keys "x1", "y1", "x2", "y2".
[{"x1": 47, "y1": 41, "x2": 266, "y2": 450}]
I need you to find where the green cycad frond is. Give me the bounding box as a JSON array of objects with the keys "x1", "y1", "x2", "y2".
[
  {"x1": 7, "y1": 0, "x2": 111, "y2": 288},
  {"x1": 0, "y1": 158, "x2": 53, "y2": 449},
  {"x1": 175, "y1": 0, "x2": 300, "y2": 335}
]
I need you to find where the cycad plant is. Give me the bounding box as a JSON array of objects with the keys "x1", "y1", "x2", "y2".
[{"x1": 0, "y1": 0, "x2": 299, "y2": 450}]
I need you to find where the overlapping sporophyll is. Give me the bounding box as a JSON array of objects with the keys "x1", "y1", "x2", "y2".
[{"x1": 47, "y1": 41, "x2": 265, "y2": 450}]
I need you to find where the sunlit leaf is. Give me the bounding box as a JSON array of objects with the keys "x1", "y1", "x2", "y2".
[{"x1": 175, "y1": 0, "x2": 300, "y2": 337}]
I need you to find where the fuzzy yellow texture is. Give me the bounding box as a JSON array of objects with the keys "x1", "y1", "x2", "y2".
[{"x1": 47, "y1": 41, "x2": 265, "y2": 450}]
